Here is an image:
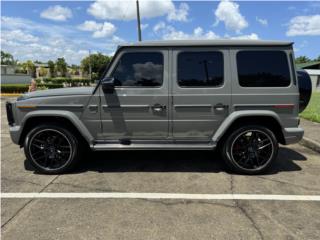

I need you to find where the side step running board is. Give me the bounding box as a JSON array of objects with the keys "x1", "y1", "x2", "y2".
[{"x1": 91, "y1": 142, "x2": 216, "y2": 151}]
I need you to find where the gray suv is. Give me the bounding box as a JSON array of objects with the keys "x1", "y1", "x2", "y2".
[{"x1": 6, "y1": 40, "x2": 309, "y2": 175}]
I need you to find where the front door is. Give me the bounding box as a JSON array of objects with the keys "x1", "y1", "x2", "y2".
[
  {"x1": 172, "y1": 48, "x2": 231, "y2": 140},
  {"x1": 98, "y1": 49, "x2": 169, "y2": 140}
]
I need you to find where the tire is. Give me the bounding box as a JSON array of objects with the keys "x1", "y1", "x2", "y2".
[
  {"x1": 24, "y1": 124, "x2": 82, "y2": 174},
  {"x1": 221, "y1": 125, "x2": 278, "y2": 175}
]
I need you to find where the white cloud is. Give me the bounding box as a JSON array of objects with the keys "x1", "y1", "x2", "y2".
[
  {"x1": 154, "y1": 22, "x2": 219, "y2": 40},
  {"x1": 93, "y1": 22, "x2": 116, "y2": 38},
  {"x1": 256, "y1": 17, "x2": 268, "y2": 26},
  {"x1": 88, "y1": 0, "x2": 173, "y2": 20},
  {"x1": 1, "y1": 16, "x2": 119, "y2": 64},
  {"x1": 40, "y1": 5, "x2": 72, "y2": 21},
  {"x1": 229, "y1": 33, "x2": 259, "y2": 40},
  {"x1": 78, "y1": 20, "x2": 116, "y2": 38},
  {"x1": 167, "y1": 3, "x2": 189, "y2": 22},
  {"x1": 153, "y1": 22, "x2": 166, "y2": 33},
  {"x1": 78, "y1": 20, "x2": 102, "y2": 32},
  {"x1": 112, "y1": 35, "x2": 126, "y2": 44},
  {"x1": 1, "y1": 16, "x2": 33, "y2": 30},
  {"x1": 286, "y1": 15, "x2": 320, "y2": 36},
  {"x1": 141, "y1": 23, "x2": 149, "y2": 30},
  {"x1": 154, "y1": 21, "x2": 258, "y2": 40},
  {"x1": 88, "y1": 0, "x2": 188, "y2": 22},
  {"x1": 214, "y1": 0, "x2": 248, "y2": 33},
  {"x1": 3, "y1": 29, "x2": 39, "y2": 43}
]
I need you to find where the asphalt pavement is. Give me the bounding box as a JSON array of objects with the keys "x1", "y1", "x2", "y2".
[{"x1": 1, "y1": 97, "x2": 320, "y2": 240}]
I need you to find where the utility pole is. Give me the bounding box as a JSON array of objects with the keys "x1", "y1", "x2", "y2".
[
  {"x1": 88, "y1": 49, "x2": 92, "y2": 81},
  {"x1": 136, "y1": 0, "x2": 142, "y2": 41}
]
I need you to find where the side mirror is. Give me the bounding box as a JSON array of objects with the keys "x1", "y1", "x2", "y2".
[{"x1": 102, "y1": 77, "x2": 115, "y2": 93}]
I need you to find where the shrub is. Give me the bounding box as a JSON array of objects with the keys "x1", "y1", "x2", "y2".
[
  {"x1": 35, "y1": 78, "x2": 42, "y2": 84},
  {"x1": 1, "y1": 83, "x2": 63, "y2": 93},
  {"x1": 38, "y1": 83, "x2": 64, "y2": 89},
  {"x1": 42, "y1": 77, "x2": 92, "y2": 86},
  {"x1": 1, "y1": 84, "x2": 29, "y2": 93}
]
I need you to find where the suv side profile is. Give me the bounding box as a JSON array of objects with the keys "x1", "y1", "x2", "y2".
[{"x1": 6, "y1": 40, "x2": 309, "y2": 175}]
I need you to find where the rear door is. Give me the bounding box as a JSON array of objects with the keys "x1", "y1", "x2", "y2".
[
  {"x1": 98, "y1": 48, "x2": 169, "y2": 140},
  {"x1": 171, "y1": 48, "x2": 231, "y2": 140}
]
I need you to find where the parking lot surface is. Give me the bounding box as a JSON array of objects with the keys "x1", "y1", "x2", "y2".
[{"x1": 1, "y1": 97, "x2": 320, "y2": 239}]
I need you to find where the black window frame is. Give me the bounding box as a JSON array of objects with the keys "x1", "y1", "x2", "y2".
[
  {"x1": 289, "y1": 53, "x2": 297, "y2": 85},
  {"x1": 111, "y1": 51, "x2": 164, "y2": 88},
  {"x1": 236, "y1": 50, "x2": 292, "y2": 88},
  {"x1": 177, "y1": 51, "x2": 224, "y2": 88}
]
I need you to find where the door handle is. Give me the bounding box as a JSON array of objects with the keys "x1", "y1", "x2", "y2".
[
  {"x1": 152, "y1": 104, "x2": 166, "y2": 112},
  {"x1": 214, "y1": 103, "x2": 227, "y2": 111},
  {"x1": 88, "y1": 105, "x2": 98, "y2": 112}
]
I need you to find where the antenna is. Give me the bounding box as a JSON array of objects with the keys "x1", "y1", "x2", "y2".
[{"x1": 136, "y1": 0, "x2": 142, "y2": 41}]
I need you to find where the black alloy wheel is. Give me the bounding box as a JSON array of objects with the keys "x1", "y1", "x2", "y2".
[
  {"x1": 222, "y1": 125, "x2": 278, "y2": 174},
  {"x1": 24, "y1": 125, "x2": 81, "y2": 174}
]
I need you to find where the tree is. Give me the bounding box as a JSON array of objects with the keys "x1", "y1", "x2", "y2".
[
  {"x1": 22, "y1": 60, "x2": 36, "y2": 77},
  {"x1": 69, "y1": 64, "x2": 80, "y2": 75},
  {"x1": 315, "y1": 55, "x2": 320, "y2": 62},
  {"x1": 295, "y1": 56, "x2": 311, "y2": 64},
  {"x1": 39, "y1": 67, "x2": 48, "y2": 77},
  {"x1": 47, "y1": 60, "x2": 55, "y2": 77},
  {"x1": 1, "y1": 51, "x2": 17, "y2": 65},
  {"x1": 55, "y1": 58, "x2": 67, "y2": 77},
  {"x1": 81, "y1": 53, "x2": 111, "y2": 80}
]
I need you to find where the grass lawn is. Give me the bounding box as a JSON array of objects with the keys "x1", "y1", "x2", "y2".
[{"x1": 300, "y1": 92, "x2": 320, "y2": 123}]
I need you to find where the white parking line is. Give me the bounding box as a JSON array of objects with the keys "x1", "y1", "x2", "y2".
[{"x1": 1, "y1": 192, "x2": 320, "y2": 201}]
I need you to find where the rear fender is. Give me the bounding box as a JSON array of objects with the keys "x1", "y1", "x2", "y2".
[{"x1": 212, "y1": 110, "x2": 283, "y2": 143}]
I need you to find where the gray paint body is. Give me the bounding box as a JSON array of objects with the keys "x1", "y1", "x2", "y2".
[{"x1": 8, "y1": 40, "x2": 303, "y2": 149}]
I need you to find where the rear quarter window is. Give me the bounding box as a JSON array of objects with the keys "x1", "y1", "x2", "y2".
[{"x1": 237, "y1": 51, "x2": 291, "y2": 87}]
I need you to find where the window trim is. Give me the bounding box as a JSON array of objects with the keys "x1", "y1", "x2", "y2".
[
  {"x1": 289, "y1": 53, "x2": 297, "y2": 85},
  {"x1": 111, "y1": 51, "x2": 165, "y2": 88},
  {"x1": 236, "y1": 50, "x2": 292, "y2": 88},
  {"x1": 176, "y1": 51, "x2": 224, "y2": 88}
]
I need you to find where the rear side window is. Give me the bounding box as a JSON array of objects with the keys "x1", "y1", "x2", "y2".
[
  {"x1": 112, "y1": 52, "x2": 163, "y2": 87},
  {"x1": 178, "y1": 51, "x2": 223, "y2": 87},
  {"x1": 237, "y1": 51, "x2": 291, "y2": 87}
]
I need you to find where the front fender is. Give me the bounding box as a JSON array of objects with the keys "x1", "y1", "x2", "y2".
[{"x1": 20, "y1": 110, "x2": 94, "y2": 143}]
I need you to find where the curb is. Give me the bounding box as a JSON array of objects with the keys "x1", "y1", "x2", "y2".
[
  {"x1": 300, "y1": 137, "x2": 320, "y2": 153},
  {"x1": 0, "y1": 93, "x2": 22, "y2": 97}
]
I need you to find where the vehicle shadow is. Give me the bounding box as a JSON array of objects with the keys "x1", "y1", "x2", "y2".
[{"x1": 25, "y1": 146, "x2": 306, "y2": 175}]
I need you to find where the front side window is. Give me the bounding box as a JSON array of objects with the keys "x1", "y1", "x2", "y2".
[
  {"x1": 112, "y1": 52, "x2": 163, "y2": 87},
  {"x1": 178, "y1": 51, "x2": 223, "y2": 87},
  {"x1": 237, "y1": 51, "x2": 291, "y2": 87}
]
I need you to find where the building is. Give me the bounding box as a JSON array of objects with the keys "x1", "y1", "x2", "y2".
[
  {"x1": 34, "y1": 63, "x2": 50, "y2": 78},
  {"x1": 1, "y1": 65, "x2": 31, "y2": 84},
  {"x1": 297, "y1": 61, "x2": 320, "y2": 92}
]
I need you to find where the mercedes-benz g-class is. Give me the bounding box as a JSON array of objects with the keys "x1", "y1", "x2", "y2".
[{"x1": 6, "y1": 40, "x2": 311, "y2": 174}]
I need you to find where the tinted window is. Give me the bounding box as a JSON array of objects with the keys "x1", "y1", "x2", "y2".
[
  {"x1": 178, "y1": 52, "x2": 223, "y2": 87},
  {"x1": 112, "y1": 52, "x2": 163, "y2": 87},
  {"x1": 237, "y1": 51, "x2": 291, "y2": 87}
]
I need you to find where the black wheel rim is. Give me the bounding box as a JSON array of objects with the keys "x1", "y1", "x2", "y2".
[
  {"x1": 231, "y1": 130, "x2": 273, "y2": 171},
  {"x1": 29, "y1": 129, "x2": 73, "y2": 171}
]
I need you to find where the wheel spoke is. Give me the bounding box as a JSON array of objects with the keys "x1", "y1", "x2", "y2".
[
  {"x1": 33, "y1": 139, "x2": 46, "y2": 144},
  {"x1": 258, "y1": 142, "x2": 271, "y2": 150},
  {"x1": 31, "y1": 143, "x2": 43, "y2": 149}
]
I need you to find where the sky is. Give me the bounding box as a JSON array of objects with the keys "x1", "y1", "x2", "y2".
[{"x1": 1, "y1": 0, "x2": 320, "y2": 64}]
